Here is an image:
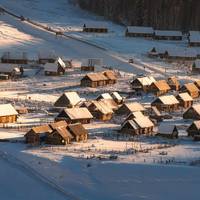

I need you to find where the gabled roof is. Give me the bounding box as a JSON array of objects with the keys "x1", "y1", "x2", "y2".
[
  {"x1": 68, "y1": 123, "x2": 88, "y2": 136},
  {"x1": 90, "y1": 100, "x2": 113, "y2": 114},
  {"x1": 62, "y1": 107, "x2": 93, "y2": 120},
  {"x1": 111, "y1": 92, "x2": 123, "y2": 101},
  {"x1": 154, "y1": 30, "x2": 182, "y2": 37},
  {"x1": 0, "y1": 64, "x2": 20, "y2": 73},
  {"x1": 177, "y1": 93, "x2": 193, "y2": 102},
  {"x1": 97, "y1": 93, "x2": 113, "y2": 100},
  {"x1": 124, "y1": 102, "x2": 146, "y2": 112},
  {"x1": 127, "y1": 26, "x2": 154, "y2": 34},
  {"x1": 182, "y1": 83, "x2": 199, "y2": 93},
  {"x1": 49, "y1": 120, "x2": 68, "y2": 130},
  {"x1": 0, "y1": 104, "x2": 18, "y2": 117},
  {"x1": 31, "y1": 125, "x2": 52, "y2": 134},
  {"x1": 103, "y1": 70, "x2": 117, "y2": 80},
  {"x1": 84, "y1": 73, "x2": 108, "y2": 82},
  {"x1": 168, "y1": 76, "x2": 180, "y2": 86},
  {"x1": 155, "y1": 95, "x2": 179, "y2": 105},
  {"x1": 152, "y1": 80, "x2": 171, "y2": 91},
  {"x1": 127, "y1": 111, "x2": 145, "y2": 119},
  {"x1": 56, "y1": 57, "x2": 66, "y2": 69},
  {"x1": 100, "y1": 99, "x2": 118, "y2": 111},
  {"x1": 133, "y1": 117, "x2": 154, "y2": 128},
  {"x1": 121, "y1": 120, "x2": 139, "y2": 130},
  {"x1": 190, "y1": 104, "x2": 200, "y2": 115},
  {"x1": 53, "y1": 127, "x2": 73, "y2": 140},
  {"x1": 158, "y1": 123, "x2": 177, "y2": 134},
  {"x1": 134, "y1": 76, "x2": 156, "y2": 86}
]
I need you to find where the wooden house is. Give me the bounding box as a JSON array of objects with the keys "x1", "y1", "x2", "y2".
[
  {"x1": 81, "y1": 73, "x2": 108, "y2": 88},
  {"x1": 1, "y1": 52, "x2": 28, "y2": 64},
  {"x1": 132, "y1": 116, "x2": 154, "y2": 135},
  {"x1": 180, "y1": 83, "x2": 199, "y2": 99},
  {"x1": 25, "y1": 125, "x2": 52, "y2": 145},
  {"x1": 0, "y1": 64, "x2": 22, "y2": 78},
  {"x1": 183, "y1": 104, "x2": 200, "y2": 120},
  {"x1": 111, "y1": 92, "x2": 124, "y2": 104},
  {"x1": 67, "y1": 123, "x2": 88, "y2": 142},
  {"x1": 49, "y1": 120, "x2": 68, "y2": 130},
  {"x1": 38, "y1": 51, "x2": 56, "y2": 64},
  {"x1": 149, "y1": 80, "x2": 171, "y2": 96},
  {"x1": 117, "y1": 102, "x2": 146, "y2": 116},
  {"x1": 176, "y1": 93, "x2": 193, "y2": 109},
  {"x1": 0, "y1": 104, "x2": 18, "y2": 123},
  {"x1": 157, "y1": 124, "x2": 179, "y2": 139},
  {"x1": 147, "y1": 106, "x2": 163, "y2": 122},
  {"x1": 187, "y1": 120, "x2": 200, "y2": 137},
  {"x1": 83, "y1": 23, "x2": 108, "y2": 33},
  {"x1": 100, "y1": 99, "x2": 118, "y2": 111},
  {"x1": 167, "y1": 76, "x2": 180, "y2": 91},
  {"x1": 188, "y1": 31, "x2": 200, "y2": 47},
  {"x1": 154, "y1": 30, "x2": 182, "y2": 40},
  {"x1": 88, "y1": 100, "x2": 113, "y2": 121},
  {"x1": 56, "y1": 107, "x2": 93, "y2": 124},
  {"x1": 46, "y1": 127, "x2": 73, "y2": 145},
  {"x1": 103, "y1": 70, "x2": 117, "y2": 85},
  {"x1": 54, "y1": 92, "x2": 81, "y2": 108},
  {"x1": 192, "y1": 60, "x2": 200, "y2": 73},
  {"x1": 131, "y1": 76, "x2": 156, "y2": 93},
  {"x1": 151, "y1": 95, "x2": 179, "y2": 112},
  {"x1": 120, "y1": 120, "x2": 139, "y2": 136},
  {"x1": 125, "y1": 26, "x2": 154, "y2": 38}
]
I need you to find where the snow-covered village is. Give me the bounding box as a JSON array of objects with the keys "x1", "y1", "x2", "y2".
[{"x1": 0, "y1": 0, "x2": 200, "y2": 200}]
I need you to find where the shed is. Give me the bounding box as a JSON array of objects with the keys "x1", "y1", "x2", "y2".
[
  {"x1": 180, "y1": 83, "x2": 199, "y2": 99},
  {"x1": 25, "y1": 125, "x2": 52, "y2": 145},
  {"x1": 81, "y1": 72, "x2": 108, "y2": 88},
  {"x1": 131, "y1": 76, "x2": 156, "y2": 93},
  {"x1": 183, "y1": 104, "x2": 200, "y2": 120},
  {"x1": 176, "y1": 92, "x2": 193, "y2": 109},
  {"x1": 189, "y1": 31, "x2": 200, "y2": 47},
  {"x1": 154, "y1": 30, "x2": 182, "y2": 40},
  {"x1": 83, "y1": 22, "x2": 108, "y2": 33},
  {"x1": 125, "y1": 26, "x2": 154, "y2": 37},
  {"x1": 88, "y1": 100, "x2": 113, "y2": 121},
  {"x1": 157, "y1": 124, "x2": 178, "y2": 139},
  {"x1": 149, "y1": 80, "x2": 171, "y2": 96},
  {"x1": 120, "y1": 120, "x2": 139, "y2": 136},
  {"x1": 167, "y1": 76, "x2": 180, "y2": 91},
  {"x1": 67, "y1": 123, "x2": 88, "y2": 142},
  {"x1": 187, "y1": 120, "x2": 200, "y2": 137},
  {"x1": 54, "y1": 92, "x2": 81, "y2": 108},
  {"x1": 117, "y1": 102, "x2": 146, "y2": 115},
  {"x1": 151, "y1": 95, "x2": 179, "y2": 112},
  {"x1": 0, "y1": 104, "x2": 18, "y2": 123},
  {"x1": 56, "y1": 107, "x2": 93, "y2": 124}
]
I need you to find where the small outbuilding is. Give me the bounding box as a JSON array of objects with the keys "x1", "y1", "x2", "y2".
[
  {"x1": 157, "y1": 124, "x2": 179, "y2": 139},
  {"x1": 167, "y1": 76, "x2": 180, "y2": 91},
  {"x1": 180, "y1": 83, "x2": 199, "y2": 99},
  {"x1": 176, "y1": 92, "x2": 193, "y2": 109},
  {"x1": 0, "y1": 64, "x2": 22, "y2": 78},
  {"x1": 54, "y1": 92, "x2": 81, "y2": 108},
  {"x1": 56, "y1": 107, "x2": 93, "y2": 124}
]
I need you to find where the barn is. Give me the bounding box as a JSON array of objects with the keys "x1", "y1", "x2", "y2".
[
  {"x1": 149, "y1": 80, "x2": 171, "y2": 96},
  {"x1": 180, "y1": 83, "x2": 199, "y2": 99},
  {"x1": 188, "y1": 31, "x2": 200, "y2": 47},
  {"x1": 120, "y1": 120, "x2": 140, "y2": 136},
  {"x1": 56, "y1": 107, "x2": 93, "y2": 124},
  {"x1": 54, "y1": 92, "x2": 81, "y2": 108},
  {"x1": 183, "y1": 104, "x2": 200, "y2": 120},
  {"x1": 167, "y1": 76, "x2": 180, "y2": 91},
  {"x1": 154, "y1": 30, "x2": 182, "y2": 40},
  {"x1": 1, "y1": 52, "x2": 28, "y2": 64},
  {"x1": 151, "y1": 95, "x2": 179, "y2": 112},
  {"x1": 67, "y1": 123, "x2": 88, "y2": 142},
  {"x1": 187, "y1": 120, "x2": 200, "y2": 137},
  {"x1": 176, "y1": 93, "x2": 193, "y2": 109},
  {"x1": 81, "y1": 73, "x2": 108, "y2": 88},
  {"x1": 125, "y1": 26, "x2": 154, "y2": 37},
  {"x1": 25, "y1": 125, "x2": 52, "y2": 145},
  {"x1": 157, "y1": 124, "x2": 179, "y2": 139},
  {"x1": 131, "y1": 76, "x2": 156, "y2": 93},
  {"x1": 83, "y1": 23, "x2": 108, "y2": 33},
  {"x1": 0, "y1": 104, "x2": 18, "y2": 123},
  {"x1": 88, "y1": 100, "x2": 113, "y2": 121}
]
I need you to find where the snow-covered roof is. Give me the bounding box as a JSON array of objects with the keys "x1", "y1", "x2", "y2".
[
  {"x1": 57, "y1": 57, "x2": 66, "y2": 69},
  {"x1": 182, "y1": 83, "x2": 199, "y2": 93},
  {"x1": 158, "y1": 123, "x2": 177, "y2": 134},
  {"x1": 31, "y1": 125, "x2": 52, "y2": 134},
  {"x1": 0, "y1": 104, "x2": 18, "y2": 117},
  {"x1": 158, "y1": 95, "x2": 179, "y2": 105},
  {"x1": 64, "y1": 107, "x2": 93, "y2": 120},
  {"x1": 136, "y1": 76, "x2": 156, "y2": 86},
  {"x1": 133, "y1": 116, "x2": 154, "y2": 128},
  {"x1": 127, "y1": 111, "x2": 145, "y2": 119},
  {"x1": 98, "y1": 93, "x2": 113, "y2": 100},
  {"x1": 64, "y1": 92, "x2": 81, "y2": 106},
  {"x1": 100, "y1": 99, "x2": 118, "y2": 111},
  {"x1": 84, "y1": 22, "x2": 108, "y2": 29},
  {"x1": 154, "y1": 30, "x2": 182, "y2": 37},
  {"x1": 44, "y1": 63, "x2": 58, "y2": 72},
  {"x1": 191, "y1": 104, "x2": 200, "y2": 115},
  {"x1": 189, "y1": 31, "x2": 200, "y2": 43},
  {"x1": 153, "y1": 80, "x2": 171, "y2": 91},
  {"x1": 127, "y1": 26, "x2": 154, "y2": 34},
  {"x1": 111, "y1": 92, "x2": 123, "y2": 101},
  {"x1": 85, "y1": 72, "x2": 108, "y2": 81},
  {"x1": 91, "y1": 100, "x2": 113, "y2": 114},
  {"x1": 0, "y1": 63, "x2": 20, "y2": 73},
  {"x1": 177, "y1": 93, "x2": 193, "y2": 102},
  {"x1": 125, "y1": 102, "x2": 146, "y2": 112},
  {"x1": 2, "y1": 52, "x2": 28, "y2": 60}
]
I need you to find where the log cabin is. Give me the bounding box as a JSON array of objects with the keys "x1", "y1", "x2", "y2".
[
  {"x1": 149, "y1": 80, "x2": 171, "y2": 96},
  {"x1": 167, "y1": 76, "x2": 180, "y2": 91},
  {"x1": 176, "y1": 93, "x2": 193, "y2": 109},
  {"x1": 180, "y1": 83, "x2": 199, "y2": 99},
  {"x1": 120, "y1": 120, "x2": 140, "y2": 136},
  {"x1": 0, "y1": 104, "x2": 18, "y2": 123},
  {"x1": 103, "y1": 70, "x2": 117, "y2": 85}
]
